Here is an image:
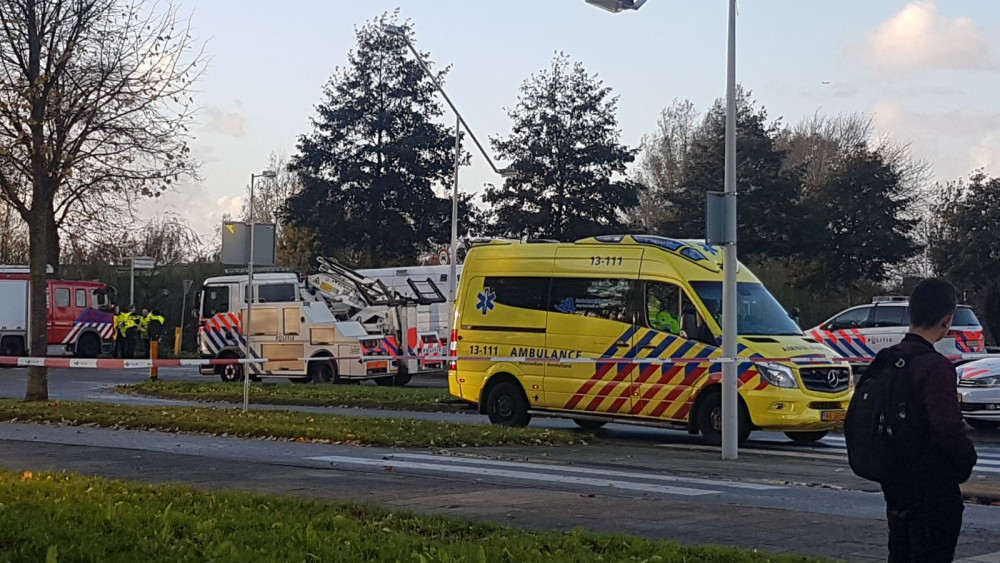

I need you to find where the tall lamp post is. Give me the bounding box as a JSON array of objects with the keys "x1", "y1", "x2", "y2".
[
  {"x1": 244, "y1": 169, "x2": 276, "y2": 412},
  {"x1": 383, "y1": 24, "x2": 512, "y2": 309},
  {"x1": 588, "y1": 0, "x2": 740, "y2": 460}
]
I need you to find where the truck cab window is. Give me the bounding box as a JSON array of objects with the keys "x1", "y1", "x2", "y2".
[
  {"x1": 55, "y1": 288, "x2": 70, "y2": 308},
  {"x1": 203, "y1": 287, "x2": 230, "y2": 317}
]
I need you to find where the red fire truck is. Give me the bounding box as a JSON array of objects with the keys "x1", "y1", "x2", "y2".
[{"x1": 0, "y1": 266, "x2": 115, "y2": 358}]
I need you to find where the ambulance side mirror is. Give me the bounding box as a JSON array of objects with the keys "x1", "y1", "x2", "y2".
[{"x1": 191, "y1": 308, "x2": 199, "y2": 319}]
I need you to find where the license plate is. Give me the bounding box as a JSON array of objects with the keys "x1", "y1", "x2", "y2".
[{"x1": 822, "y1": 410, "x2": 846, "y2": 421}]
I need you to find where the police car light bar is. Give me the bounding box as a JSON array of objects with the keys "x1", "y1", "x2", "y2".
[{"x1": 872, "y1": 296, "x2": 908, "y2": 304}]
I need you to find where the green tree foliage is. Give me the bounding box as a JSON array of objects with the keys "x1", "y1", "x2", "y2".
[
  {"x1": 658, "y1": 90, "x2": 802, "y2": 260},
  {"x1": 930, "y1": 172, "x2": 1000, "y2": 339},
  {"x1": 283, "y1": 13, "x2": 460, "y2": 268},
  {"x1": 484, "y1": 53, "x2": 638, "y2": 240},
  {"x1": 797, "y1": 146, "x2": 918, "y2": 291}
]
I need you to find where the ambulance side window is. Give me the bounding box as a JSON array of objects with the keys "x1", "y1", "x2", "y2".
[
  {"x1": 482, "y1": 277, "x2": 550, "y2": 311},
  {"x1": 549, "y1": 278, "x2": 632, "y2": 323},
  {"x1": 644, "y1": 282, "x2": 682, "y2": 334},
  {"x1": 204, "y1": 287, "x2": 230, "y2": 316},
  {"x1": 76, "y1": 289, "x2": 88, "y2": 308},
  {"x1": 55, "y1": 288, "x2": 70, "y2": 308}
]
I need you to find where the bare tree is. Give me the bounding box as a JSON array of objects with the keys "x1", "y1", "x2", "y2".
[
  {"x1": 630, "y1": 99, "x2": 697, "y2": 231},
  {"x1": 240, "y1": 151, "x2": 300, "y2": 237},
  {"x1": 0, "y1": 199, "x2": 28, "y2": 263},
  {"x1": 0, "y1": 0, "x2": 203, "y2": 400}
]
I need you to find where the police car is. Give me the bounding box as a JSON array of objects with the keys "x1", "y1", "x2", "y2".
[
  {"x1": 808, "y1": 296, "x2": 985, "y2": 366},
  {"x1": 958, "y1": 357, "x2": 1000, "y2": 430}
]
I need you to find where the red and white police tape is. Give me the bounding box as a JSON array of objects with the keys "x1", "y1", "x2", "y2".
[{"x1": 0, "y1": 353, "x2": 986, "y2": 369}]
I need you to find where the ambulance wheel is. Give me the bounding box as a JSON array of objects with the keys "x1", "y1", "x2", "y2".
[
  {"x1": 374, "y1": 376, "x2": 396, "y2": 386},
  {"x1": 573, "y1": 419, "x2": 607, "y2": 431},
  {"x1": 697, "y1": 391, "x2": 750, "y2": 446},
  {"x1": 307, "y1": 360, "x2": 336, "y2": 384},
  {"x1": 393, "y1": 372, "x2": 411, "y2": 386},
  {"x1": 784, "y1": 431, "x2": 828, "y2": 444},
  {"x1": 967, "y1": 419, "x2": 1000, "y2": 431},
  {"x1": 485, "y1": 380, "x2": 531, "y2": 427},
  {"x1": 75, "y1": 333, "x2": 101, "y2": 359}
]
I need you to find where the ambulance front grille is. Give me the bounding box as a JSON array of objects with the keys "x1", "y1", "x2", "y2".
[{"x1": 799, "y1": 367, "x2": 851, "y2": 393}]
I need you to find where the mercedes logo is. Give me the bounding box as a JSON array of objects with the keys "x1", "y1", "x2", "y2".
[{"x1": 827, "y1": 370, "x2": 841, "y2": 388}]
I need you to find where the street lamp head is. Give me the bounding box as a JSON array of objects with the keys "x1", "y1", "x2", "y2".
[
  {"x1": 584, "y1": 0, "x2": 647, "y2": 12},
  {"x1": 383, "y1": 24, "x2": 407, "y2": 37},
  {"x1": 259, "y1": 170, "x2": 277, "y2": 179},
  {"x1": 498, "y1": 167, "x2": 517, "y2": 179}
]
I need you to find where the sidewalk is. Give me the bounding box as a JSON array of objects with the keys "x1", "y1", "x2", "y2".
[{"x1": 2, "y1": 423, "x2": 1000, "y2": 561}]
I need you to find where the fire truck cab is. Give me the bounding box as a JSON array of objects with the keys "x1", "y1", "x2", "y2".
[{"x1": 0, "y1": 266, "x2": 115, "y2": 358}]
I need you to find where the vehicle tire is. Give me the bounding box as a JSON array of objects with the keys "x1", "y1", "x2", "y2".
[
  {"x1": 573, "y1": 419, "x2": 607, "y2": 431},
  {"x1": 374, "y1": 376, "x2": 396, "y2": 387},
  {"x1": 696, "y1": 391, "x2": 751, "y2": 446},
  {"x1": 2, "y1": 337, "x2": 25, "y2": 358},
  {"x1": 75, "y1": 333, "x2": 101, "y2": 359},
  {"x1": 393, "y1": 372, "x2": 412, "y2": 387},
  {"x1": 966, "y1": 419, "x2": 1000, "y2": 431},
  {"x1": 307, "y1": 359, "x2": 335, "y2": 384},
  {"x1": 216, "y1": 354, "x2": 243, "y2": 382},
  {"x1": 784, "y1": 431, "x2": 828, "y2": 444},
  {"x1": 485, "y1": 380, "x2": 531, "y2": 427}
]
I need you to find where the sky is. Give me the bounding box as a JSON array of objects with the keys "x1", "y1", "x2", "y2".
[{"x1": 143, "y1": 0, "x2": 1000, "y2": 239}]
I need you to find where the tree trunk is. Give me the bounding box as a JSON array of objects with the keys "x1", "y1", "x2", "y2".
[
  {"x1": 25, "y1": 211, "x2": 50, "y2": 401},
  {"x1": 46, "y1": 201, "x2": 60, "y2": 276}
]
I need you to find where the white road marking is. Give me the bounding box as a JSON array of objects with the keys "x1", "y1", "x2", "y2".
[
  {"x1": 307, "y1": 455, "x2": 720, "y2": 496},
  {"x1": 390, "y1": 452, "x2": 783, "y2": 490},
  {"x1": 659, "y1": 441, "x2": 1000, "y2": 473}
]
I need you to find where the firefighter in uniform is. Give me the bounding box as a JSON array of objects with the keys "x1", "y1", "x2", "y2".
[
  {"x1": 117, "y1": 306, "x2": 139, "y2": 359},
  {"x1": 112, "y1": 306, "x2": 124, "y2": 358},
  {"x1": 143, "y1": 309, "x2": 165, "y2": 357},
  {"x1": 138, "y1": 308, "x2": 150, "y2": 356}
]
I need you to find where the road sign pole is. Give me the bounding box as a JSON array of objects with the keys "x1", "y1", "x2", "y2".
[{"x1": 129, "y1": 260, "x2": 135, "y2": 307}]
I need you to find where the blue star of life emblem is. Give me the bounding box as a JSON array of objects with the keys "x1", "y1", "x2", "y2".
[
  {"x1": 476, "y1": 287, "x2": 496, "y2": 315},
  {"x1": 698, "y1": 242, "x2": 720, "y2": 255}
]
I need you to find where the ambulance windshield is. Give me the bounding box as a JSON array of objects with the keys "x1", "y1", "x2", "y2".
[{"x1": 689, "y1": 281, "x2": 802, "y2": 336}]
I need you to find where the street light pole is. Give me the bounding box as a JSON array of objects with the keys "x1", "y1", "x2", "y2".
[
  {"x1": 382, "y1": 25, "x2": 512, "y2": 313},
  {"x1": 450, "y1": 115, "x2": 460, "y2": 304},
  {"x1": 720, "y1": 0, "x2": 739, "y2": 461},
  {"x1": 244, "y1": 170, "x2": 276, "y2": 413}
]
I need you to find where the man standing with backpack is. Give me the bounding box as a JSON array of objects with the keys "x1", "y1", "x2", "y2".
[{"x1": 846, "y1": 278, "x2": 977, "y2": 562}]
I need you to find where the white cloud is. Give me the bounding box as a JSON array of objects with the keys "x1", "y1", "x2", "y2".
[
  {"x1": 216, "y1": 195, "x2": 244, "y2": 218},
  {"x1": 856, "y1": 2, "x2": 994, "y2": 74},
  {"x1": 870, "y1": 101, "x2": 1000, "y2": 181},
  {"x1": 203, "y1": 104, "x2": 247, "y2": 137}
]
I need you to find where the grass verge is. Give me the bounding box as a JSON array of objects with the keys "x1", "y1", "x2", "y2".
[
  {"x1": 1, "y1": 469, "x2": 826, "y2": 562},
  {"x1": 0, "y1": 399, "x2": 579, "y2": 448},
  {"x1": 119, "y1": 380, "x2": 466, "y2": 412}
]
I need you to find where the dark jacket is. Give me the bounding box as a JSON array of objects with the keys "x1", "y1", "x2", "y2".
[{"x1": 893, "y1": 333, "x2": 978, "y2": 485}]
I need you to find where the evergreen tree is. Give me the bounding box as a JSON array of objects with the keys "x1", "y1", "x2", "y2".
[
  {"x1": 661, "y1": 90, "x2": 803, "y2": 260},
  {"x1": 930, "y1": 172, "x2": 1000, "y2": 338},
  {"x1": 283, "y1": 13, "x2": 460, "y2": 267},
  {"x1": 484, "y1": 53, "x2": 638, "y2": 241},
  {"x1": 798, "y1": 146, "x2": 919, "y2": 291}
]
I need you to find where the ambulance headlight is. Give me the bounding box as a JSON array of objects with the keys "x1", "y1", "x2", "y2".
[{"x1": 755, "y1": 362, "x2": 798, "y2": 389}]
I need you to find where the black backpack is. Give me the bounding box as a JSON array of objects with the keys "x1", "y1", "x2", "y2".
[{"x1": 844, "y1": 348, "x2": 928, "y2": 484}]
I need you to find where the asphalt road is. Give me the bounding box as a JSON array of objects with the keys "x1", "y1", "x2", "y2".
[{"x1": 3, "y1": 366, "x2": 1000, "y2": 561}]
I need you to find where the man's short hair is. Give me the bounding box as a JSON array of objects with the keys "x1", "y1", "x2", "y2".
[{"x1": 908, "y1": 278, "x2": 957, "y2": 328}]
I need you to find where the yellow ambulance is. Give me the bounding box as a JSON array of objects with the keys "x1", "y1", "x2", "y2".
[{"x1": 448, "y1": 234, "x2": 852, "y2": 445}]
